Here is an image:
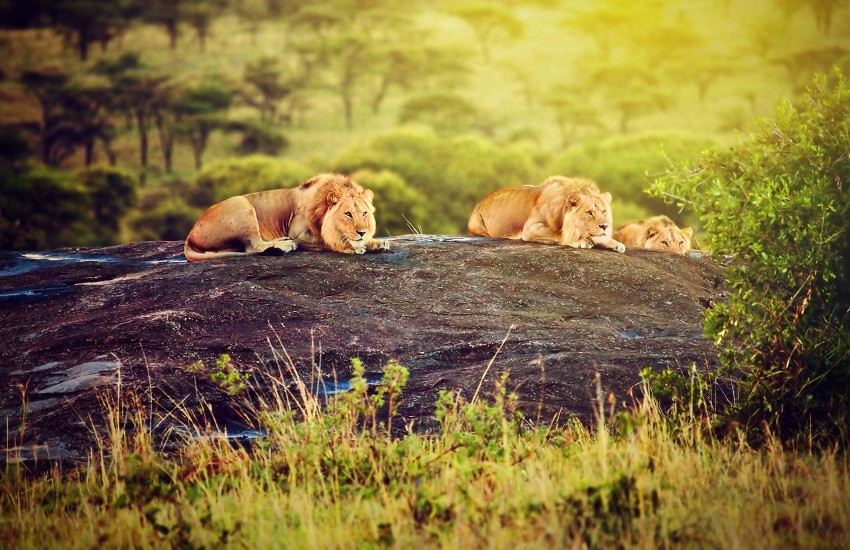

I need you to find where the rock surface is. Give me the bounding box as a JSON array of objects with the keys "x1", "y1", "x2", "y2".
[{"x1": 0, "y1": 237, "x2": 725, "y2": 463}]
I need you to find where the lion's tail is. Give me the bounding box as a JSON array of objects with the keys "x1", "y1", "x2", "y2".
[{"x1": 183, "y1": 238, "x2": 247, "y2": 262}]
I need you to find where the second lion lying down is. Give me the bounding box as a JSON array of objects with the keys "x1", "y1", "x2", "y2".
[
  {"x1": 468, "y1": 176, "x2": 625, "y2": 253},
  {"x1": 184, "y1": 173, "x2": 389, "y2": 262}
]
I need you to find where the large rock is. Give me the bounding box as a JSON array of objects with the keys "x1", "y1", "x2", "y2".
[{"x1": 0, "y1": 237, "x2": 724, "y2": 463}]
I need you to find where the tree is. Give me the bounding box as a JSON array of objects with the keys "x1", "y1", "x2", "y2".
[
  {"x1": 173, "y1": 81, "x2": 233, "y2": 170},
  {"x1": 184, "y1": 0, "x2": 226, "y2": 52},
  {"x1": 773, "y1": 0, "x2": 849, "y2": 34},
  {"x1": 241, "y1": 56, "x2": 295, "y2": 125},
  {"x1": 592, "y1": 65, "x2": 671, "y2": 133},
  {"x1": 144, "y1": 0, "x2": 185, "y2": 49},
  {"x1": 20, "y1": 67, "x2": 72, "y2": 166},
  {"x1": 449, "y1": 3, "x2": 523, "y2": 62},
  {"x1": 55, "y1": 0, "x2": 127, "y2": 60},
  {"x1": 543, "y1": 86, "x2": 603, "y2": 146},
  {"x1": 398, "y1": 92, "x2": 484, "y2": 136},
  {"x1": 77, "y1": 167, "x2": 137, "y2": 241},
  {"x1": 772, "y1": 47, "x2": 850, "y2": 92}
]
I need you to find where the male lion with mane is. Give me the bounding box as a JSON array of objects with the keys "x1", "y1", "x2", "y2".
[
  {"x1": 184, "y1": 173, "x2": 389, "y2": 262},
  {"x1": 612, "y1": 215, "x2": 693, "y2": 254},
  {"x1": 467, "y1": 176, "x2": 625, "y2": 252}
]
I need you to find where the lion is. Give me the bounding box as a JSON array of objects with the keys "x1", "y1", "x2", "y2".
[
  {"x1": 184, "y1": 173, "x2": 389, "y2": 262},
  {"x1": 467, "y1": 176, "x2": 625, "y2": 252},
  {"x1": 612, "y1": 215, "x2": 693, "y2": 254}
]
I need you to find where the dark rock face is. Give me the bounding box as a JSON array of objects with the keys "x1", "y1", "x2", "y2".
[{"x1": 0, "y1": 237, "x2": 724, "y2": 463}]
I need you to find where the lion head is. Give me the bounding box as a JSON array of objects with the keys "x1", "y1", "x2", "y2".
[
  {"x1": 613, "y1": 216, "x2": 693, "y2": 254},
  {"x1": 302, "y1": 174, "x2": 377, "y2": 254},
  {"x1": 549, "y1": 178, "x2": 614, "y2": 246}
]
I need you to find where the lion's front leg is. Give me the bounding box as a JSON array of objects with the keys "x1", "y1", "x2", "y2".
[
  {"x1": 521, "y1": 221, "x2": 562, "y2": 245},
  {"x1": 562, "y1": 239, "x2": 594, "y2": 249},
  {"x1": 593, "y1": 237, "x2": 626, "y2": 253}
]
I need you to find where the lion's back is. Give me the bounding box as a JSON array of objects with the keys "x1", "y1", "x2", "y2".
[{"x1": 468, "y1": 186, "x2": 541, "y2": 238}]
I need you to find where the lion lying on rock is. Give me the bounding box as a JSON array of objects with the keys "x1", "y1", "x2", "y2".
[
  {"x1": 184, "y1": 173, "x2": 389, "y2": 262},
  {"x1": 612, "y1": 215, "x2": 693, "y2": 254},
  {"x1": 467, "y1": 176, "x2": 625, "y2": 252}
]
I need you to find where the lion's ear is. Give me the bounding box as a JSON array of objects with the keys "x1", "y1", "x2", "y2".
[
  {"x1": 362, "y1": 189, "x2": 374, "y2": 203},
  {"x1": 681, "y1": 227, "x2": 694, "y2": 239},
  {"x1": 326, "y1": 192, "x2": 340, "y2": 206},
  {"x1": 601, "y1": 192, "x2": 612, "y2": 204},
  {"x1": 646, "y1": 227, "x2": 659, "y2": 239}
]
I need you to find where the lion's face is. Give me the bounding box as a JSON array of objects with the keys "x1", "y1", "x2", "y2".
[
  {"x1": 644, "y1": 225, "x2": 692, "y2": 254},
  {"x1": 563, "y1": 190, "x2": 613, "y2": 244},
  {"x1": 320, "y1": 188, "x2": 377, "y2": 253}
]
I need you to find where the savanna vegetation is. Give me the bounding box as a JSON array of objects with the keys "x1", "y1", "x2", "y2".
[
  {"x1": 1, "y1": 0, "x2": 848, "y2": 246},
  {"x1": 3, "y1": 0, "x2": 850, "y2": 545}
]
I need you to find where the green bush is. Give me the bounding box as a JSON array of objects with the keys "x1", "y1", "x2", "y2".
[
  {"x1": 130, "y1": 198, "x2": 201, "y2": 242},
  {"x1": 652, "y1": 73, "x2": 850, "y2": 444},
  {"x1": 549, "y1": 130, "x2": 716, "y2": 226},
  {"x1": 0, "y1": 164, "x2": 94, "y2": 250},
  {"x1": 333, "y1": 127, "x2": 538, "y2": 233},
  {"x1": 77, "y1": 167, "x2": 138, "y2": 243},
  {"x1": 350, "y1": 169, "x2": 429, "y2": 236},
  {"x1": 190, "y1": 155, "x2": 314, "y2": 207}
]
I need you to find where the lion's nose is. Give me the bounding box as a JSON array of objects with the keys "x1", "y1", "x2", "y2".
[
  {"x1": 599, "y1": 224, "x2": 608, "y2": 231},
  {"x1": 356, "y1": 230, "x2": 367, "y2": 238}
]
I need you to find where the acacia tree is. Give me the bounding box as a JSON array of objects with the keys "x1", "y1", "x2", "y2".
[
  {"x1": 144, "y1": 0, "x2": 185, "y2": 49},
  {"x1": 173, "y1": 81, "x2": 233, "y2": 170},
  {"x1": 184, "y1": 0, "x2": 227, "y2": 52},
  {"x1": 241, "y1": 56, "x2": 296, "y2": 125},
  {"x1": 19, "y1": 68, "x2": 69, "y2": 165},
  {"x1": 543, "y1": 87, "x2": 603, "y2": 146},
  {"x1": 55, "y1": 0, "x2": 129, "y2": 60},
  {"x1": 449, "y1": 3, "x2": 523, "y2": 62},
  {"x1": 773, "y1": 0, "x2": 849, "y2": 34}
]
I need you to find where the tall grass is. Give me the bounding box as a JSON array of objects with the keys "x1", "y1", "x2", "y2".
[{"x1": 2, "y1": 344, "x2": 849, "y2": 547}]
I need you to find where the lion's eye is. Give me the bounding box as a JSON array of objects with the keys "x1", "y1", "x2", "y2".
[
  {"x1": 662, "y1": 240, "x2": 669, "y2": 246},
  {"x1": 345, "y1": 212, "x2": 353, "y2": 219},
  {"x1": 679, "y1": 241, "x2": 684, "y2": 246},
  {"x1": 587, "y1": 210, "x2": 593, "y2": 216},
  {"x1": 362, "y1": 211, "x2": 368, "y2": 217}
]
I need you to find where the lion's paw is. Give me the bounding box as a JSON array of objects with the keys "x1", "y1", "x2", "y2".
[
  {"x1": 371, "y1": 239, "x2": 390, "y2": 251},
  {"x1": 614, "y1": 242, "x2": 626, "y2": 253},
  {"x1": 351, "y1": 242, "x2": 367, "y2": 255},
  {"x1": 273, "y1": 239, "x2": 298, "y2": 253}
]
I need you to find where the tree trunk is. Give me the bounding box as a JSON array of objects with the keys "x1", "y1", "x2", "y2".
[
  {"x1": 154, "y1": 111, "x2": 174, "y2": 173},
  {"x1": 84, "y1": 140, "x2": 95, "y2": 167},
  {"x1": 135, "y1": 109, "x2": 149, "y2": 169}
]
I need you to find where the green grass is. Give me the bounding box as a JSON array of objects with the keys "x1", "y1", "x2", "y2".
[{"x1": 3, "y1": 356, "x2": 848, "y2": 547}]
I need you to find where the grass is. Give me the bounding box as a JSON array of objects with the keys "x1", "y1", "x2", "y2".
[{"x1": 2, "y1": 348, "x2": 848, "y2": 547}]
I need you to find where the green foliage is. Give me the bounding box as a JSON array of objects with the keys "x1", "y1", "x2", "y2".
[
  {"x1": 0, "y1": 164, "x2": 93, "y2": 250},
  {"x1": 190, "y1": 155, "x2": 314, "y2": 206},
  {"x1": 334, "y1": 127, "x2": 538, "y2": 233},
  {"x1": 129, "y1": 197, "x2": 199, "y2": 242},
  {"x1": 77, "y1": 167, "x2": 138, "y2": 241},
  {"x1": 651, "y1": 73, "x2": 850, "y2": 444},
  {"x1": 549, "y1": 130, "x2": 716, "y2": 226},
  {"x1": 349, "y1": 169, "x2": 429, "y2": 235},
  {"x1": 398, "y1": 92, "x2": 483, "y2": 136}
]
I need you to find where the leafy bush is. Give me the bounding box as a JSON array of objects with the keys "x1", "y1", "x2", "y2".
[
  {"x1": 0, "y1": 164, "x2": 94, "y2": 250},
  {"x1": 652, "y1": 73, "x2": 850, "y2": 444},
  {"x1": 349, "y1": 169, "x2": 429, "y2": 235},
  {"x1": 549, "y1": 130, "x2": 716, "y2": 226},
  {"x1": 334, "y1": 127, "x2": 538, "y2": 233},
  {"x1": 190, "y1": 155, "x2": 314, "y2": 207},
  {"x1": 77, "y1": 167, "x2": 138, "y2": 243},
  {"x1": 130, "y1": 198, "x2": 200, "y2": 242}
]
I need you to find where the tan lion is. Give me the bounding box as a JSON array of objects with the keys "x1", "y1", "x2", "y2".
[
  {"x1": 467, "y1": 176, "x2": 625, "y2": 252},
  {"x1": 612, "y1": 215, "x2": 693, "y2": 254},
  {"x1": 184, "y1": 173, "x2": 389, "y2": 262}
]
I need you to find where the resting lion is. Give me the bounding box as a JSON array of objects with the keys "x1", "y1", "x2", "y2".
[
  {"x1": 612, "y1": 215, "x2": 693, "y2": 254},
  {"x1": 467, "y1": 176, "x2": 625, "y2": 252},
  {"x1": 184, "y1": 173, "x2": 389, "y2": 262}
]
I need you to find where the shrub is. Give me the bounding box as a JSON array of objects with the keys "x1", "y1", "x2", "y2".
[
  {"x1": 349, "y1": 169, "x2": 429, "y2": 236},
  {"x1": 130, "y1": 198, "x2": 200, "y2": 242},
  {"x1": 0, "y1": 164, "x2": 93, "y2": 250},
  {"x1": 549, "y1": 130, "x2": 716, "y2": 226},
  {"x1": 190, "y1": 155, "x2": 314, "y2": 207},
  {"x1": 77, "y1": 167, "x2": 138, "y2": 243},
  {"x1": 334, "y1": 127, "x2": 538, "y2": 233},
  {"x1": 651, "y1": 73, "x2": 850, "y2": 444}
]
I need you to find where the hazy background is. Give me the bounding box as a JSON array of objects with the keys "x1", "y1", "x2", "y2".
[{"x1": 1, "y1": 0, "x2": 848, "y2": 249}]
